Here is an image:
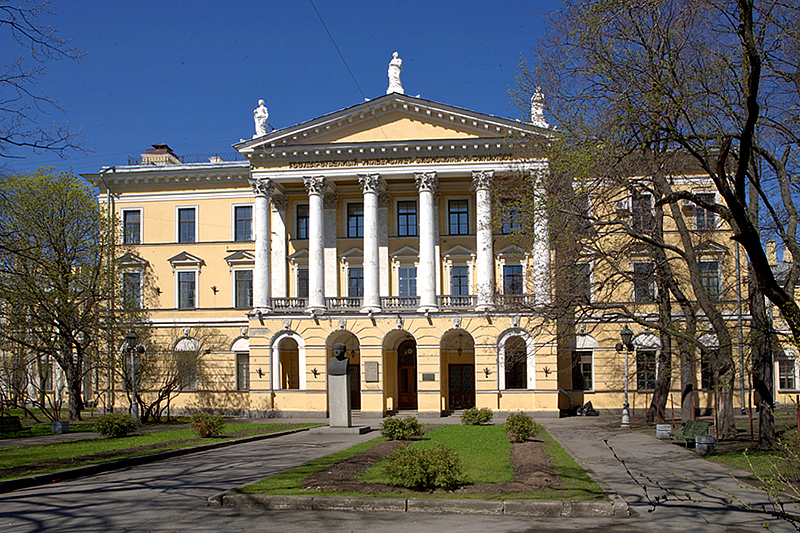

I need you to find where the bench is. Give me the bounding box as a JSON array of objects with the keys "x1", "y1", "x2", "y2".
[
  {"x1": 0, "y1": 416, "x2": 33, "y2": 437},
  {"x1": 670, "y1": 420, "x2": 711, "y2": 447}
]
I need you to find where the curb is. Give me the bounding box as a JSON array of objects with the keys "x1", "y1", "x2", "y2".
[
  {"x1": 209, "y1": 493, "x2": 629, "y2": 518},
  {"x1": 0, "y1": 426, "x2": 316, "y2": 494}
]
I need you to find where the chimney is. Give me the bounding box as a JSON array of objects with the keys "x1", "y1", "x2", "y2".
[
  {"x1": 766, "y1": 240, "x2": 776, "y2": 266},
  {"x1": 141, "y1": 143, "x2": 180, "y2": 165}
]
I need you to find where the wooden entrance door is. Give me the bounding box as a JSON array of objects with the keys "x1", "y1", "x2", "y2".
[
  {"x1": 449, "y1": 364, "x2": 475, "y2": 410},
  {"x1": 397, "y1": 339, "x2": 417, "y2": 409},
  {"x1": 348, "y1": 363, "x2": 360, "y2": 410}
]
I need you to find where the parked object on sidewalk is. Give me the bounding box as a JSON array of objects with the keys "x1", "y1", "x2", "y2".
[
  {"x1": 670, "y1": 420, "x2": 711, "y2": 447},
  {"x1": 656, "y1": 424, "x2": 672, "y2": 440},
  {"x1": 695, "y1": 435, "x2": 717, "y2": 455},
  {"x1": 51, "y1": 421, "x2": 69, "y2": 434},
  {"x1": 576, "y1": 401, "x2": 599, "y2": 416}
]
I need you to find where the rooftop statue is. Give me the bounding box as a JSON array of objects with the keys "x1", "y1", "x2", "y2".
[
  {"x1": 387, "y1": 51, "x2": 404, "y2": 95},
  {"x1": 530, "y1": 88, "x2": 549, "y2": 129},
  {"x1": 253, "y1": 99, "x2": 269, "y2": 138}
]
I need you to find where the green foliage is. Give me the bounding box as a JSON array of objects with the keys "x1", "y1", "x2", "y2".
[
  {"x1": 778, "y1": 430, "x2": 800, "y2": 483},
  {"x1": 94, "y1": 412, "x2": 139, "y2": 438},
  {"x1": 190, "y1": 412, "x2": 224, "y2": 438},
  {"x1": 461, "y1": 407, "x2": 493, "y2": 425},
  {"x1": 384, "y1": 443, "x2": 463, "y2": 491},
  {"x1": 380, "y1": 416, "x2": 422, "y2": 440},
  {"x1": 505, "y1": 412, "x2": 537, "y2": 442}
]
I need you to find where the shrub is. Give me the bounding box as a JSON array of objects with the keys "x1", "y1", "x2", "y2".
[
  {"x1": 461, "y1": 407, "x2": 493, "y2": 425},
  {"x1": 505, "y1": 412, "x2": 537, "y2": 442},
  {"x1": 380, "y1": 416, "x2": 422, "y2": 440},
  {"x1": 94, "y1": 412, "x2": 138, "y2": 438},
  {"x1": 190, "y1": 412, "x2": 225, "y2": 438},
  {"x1": 384, "y1": 443, "x2": 463, "y2": 491},
  {"x1": 778, "y1": 430, "x2": 800, "y2": 483}
]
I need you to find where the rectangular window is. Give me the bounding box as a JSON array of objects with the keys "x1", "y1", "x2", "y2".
[
  {"x1": 296, "y1": 204, "x2": 309, "y2": 239},
  {"x1": 123, "y1": 210, "x2": 141, "y2": 245},
  {"x1": 451, "y1": 266, "x2": 469, "y2": 295},
  {"x1": 348, "y1": 267, "x2": 364, "y2": 297},
  {"x1": 234, "y1": 206, "x2": 252, "y2": 242},
  {"x1": 236, "y1": 353, "x2": 249, "y2": 391},
  {"x1": 695, "y1": 193, "x2": 716, "y2": 231},
  {"x1": 449, "y1": 199, "x2": 469, "y2": 235},
  {"x1": 636, "y1": 350, "x2": 657, "y2": 390},
  {"x1": 633, "y1": 262, "x2": 655, "y2": 303},
  {"x1": 503, "y1": 265, "x2": 523, "y2": 294},
  {"x1": 778, "y1": 358, "x2": 797, "y2": 391},
  {"x1": 178, "y1": 208, "x2": 196, "y2": 243},
  {"x1": 347, "y1": 203, "x2": 364, "y2": 238},
  {"x1": 297, "y1": 268, "x2": 309, "y2": 298},
  {"x1": 397, "y1": 201, "x2": 417, "y2": 237},
  {"x1": 572, "y1": 350, "x2": 593, "y2": 391},
  {"x1": 122, "y1": 271, "x2": 141, "y2": 309},
  {"x1": 399, "y1": 266, "x2": 417, "y2": 297},
  {"x1": 176, "y1": 351, "x2": 198, "y2": 390},
  {"x1": 500, "y1": 200, "x2": 522, "y2": 234},
  {"x1": 701, "y1": 350, "x2": 716, "y2": 390},
  {"x1": 234, "y1": 270, "x2": 253, "y2": 308},
  {"x1": 631, "y1": 193, "x2": 653, "y2": 233},
  {"x1": 576, "y1": 262, "x2": 591, "y2": 303},
  {"x1": 178, "y1": 271, "x2": 196, "y2": 308},
  {"x1": 699, "y1": 261, "x2": 720, "y2": 300}
]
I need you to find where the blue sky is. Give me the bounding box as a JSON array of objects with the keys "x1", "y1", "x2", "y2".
[{"x1": 4, "y1": 0, "x2": 563, "y2": 176}]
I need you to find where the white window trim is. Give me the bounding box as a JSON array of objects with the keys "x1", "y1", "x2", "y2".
[
  {"x1": 394, "y1": 196, "x2": 419, "y2": 237},
  {"x1": 691, "y1": 190, "x2": 718, "y2": 231},
  {"x1": 777, "y1": 355, "x2": 799, "y2": 392},
  {"x1": 231, "y1": 268, "x2": 253, "y2": 309},
  {"x1": 575, "y1": 334, "x2": 599, "y2": 392},
  {"x1": 497, "y1": 255, "x2": 530, "y2": 294},
  {"x1": 631, "y1": 260, "x2": 657, "y2": 302},
  {"x1": 294, "y1": 202, "x2": 310, "y2": 241},
  {"x1": 445, "y1": 261, "x2": 473, "y2": 295},
  {"x1": 343, "y1": 200, "x2": 364, "y2": 239},
  {"x1": 271, "y1": 331, "x2": 307, "y2": 390},
  {"x1": 231, "y1": 203, "x2": 254, "y2": 242},
  {"x1": 496, "y1": 329, "x2": 536, "y2": 390},
  {"x1": 121, "y1": 208, "x2": 143, "y2": 244},
  {"x1": 122, "y1": 270, "x2": 144, "y2": 308},
  {"x1": 235, "y1": 352, "x2": 250, "y2": 391},
  {"x1": 175, "y1": 205, "x2": 198, "y2": 243},
  {"x1": 446, "y1": 196, "x2": 472, "y2": 235},
  {"x1": 174, "y1": 268, "x2": 199, "y2": 309}
]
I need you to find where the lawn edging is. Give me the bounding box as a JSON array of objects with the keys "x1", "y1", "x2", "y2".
[
  {"x1": 0, "y1": 426, "x2": 316, "y2": 494},
  {"x1": 208, "y1": 492, "x2": 629, "y2": 518}
]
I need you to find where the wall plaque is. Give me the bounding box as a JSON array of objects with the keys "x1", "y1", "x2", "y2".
[
  {"x1": 422, "y1": 373, "x2": 436, "y2": 382},
  {"x1": 365, "y1": 361, "x2": 379, "y2": 383}
]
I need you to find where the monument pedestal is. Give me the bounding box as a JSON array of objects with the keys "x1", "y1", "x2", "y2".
[{"x1": 328, "y1": 373, "x2": 352, "y2": 428}]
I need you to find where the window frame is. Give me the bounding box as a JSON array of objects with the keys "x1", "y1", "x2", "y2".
[
  {"x1": 499, "y1": 199, "x2": 523, "y2": 235},
  {"x1": 694, "y1": 192, "x2": 716, "y2": 231},
  {"x1": 296, "y1": 203, "x2": 309, "y2": 240},
  {"x1": 778, "y1": 356, "x2": 798, "y2": 391},
  {"x1": 448, "y1": 198, "x2": 470, "y2": 236},
  {"x1": 636, "y1": 350, "x2": 657, "y2": 390},
  {"x1": 504, "y1": 336, "x2": 528, "y2": 390},
  {"x1": 348, "y1": 266, "x2": 364, "y2": 298},
  {"x1": 576, "y1": 262, "x2": 592, "y2": 303},
  {"x1": 176, "y1": 206, "x2": 197, "y2": 243},
  {"x1": 572, "y1": 350, "x2": 594, "y2": 391},
  {"x1": 632, "y1": 261, "x2": 656, "y2": 303},
  {"x1": 233, "y1": 269, "x2": 253, "y2": 309},
  {"x1": 121, "y1": 270, "x2": 142, "y2": 309},
  {"x1": 122, "y1": 209, "x2": 142, "y2": 245},
  {"x1": 631, "y1": 193, "x2": 654, "y2": 234},
  {"x1": 346, "y1": 201, "x2": 364, "y2": 238},
  {"x1": 236, "y1": 352, "x2": 249, "y2": 391},
  {"x1": 699, "y1": 260, "x2": 721, "y2": 300},
  {"x1": 450, "y1": 265, "x2": 470, "y2": 296},
  {"x1": 398, "y1": 265, "x2": 417, "y2": 297},
  {"x1": 503, "y1": 264, "x2": 524, "y2": 295},
  {"x1": 396, "y1": 199, "x2": 418, "y2": 237},
  {"x1": 176, "y1": 270, "x2": 197, "y2": 309},
  {"x1": 232, "y1": 204, "x2": 253, "y2": 242}
]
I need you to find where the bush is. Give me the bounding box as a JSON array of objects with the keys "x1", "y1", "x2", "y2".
[
  {"x1": 505, "y1": 412, "x2": 537, "y2": 442},
  {"x1": 384, "y1": 443, "x2": 463, "y2": 491},
  {"x1": 190, "y1": 412, "x2": 225, "y2": 438},
  {"x1": 380, "y1": 416, "x2": 422, "y2": 440},
  {"x1": 461, "y1": 407, "x2": 493, "y2": 425},
  {"x1": 778, "y1": 430, "x2": 800, "y2": 483},
  {"x1": 94, "y1": 412, "x2": 138, "y2": 438}
]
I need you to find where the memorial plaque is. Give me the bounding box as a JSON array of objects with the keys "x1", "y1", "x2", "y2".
[
  {"x1": 365, "y1": 361, "x2": 379, "y2": 382},
  {"x1": 422, "y1": 373, "x2": 436, "y2": 382}
]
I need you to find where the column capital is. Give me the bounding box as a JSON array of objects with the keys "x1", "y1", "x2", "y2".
[
  {"x1": 358, "y1": 173, "x2": 383, "y2": 195},
  {"x1": 271, "y1": 192, "x2": 287, "y2": 211},
  {"x1": 249, "y1": 177, "x2": 272, "y2": 197},
  {"x1": 378, "y1": 190, "x2": 390, "y2": 208},
  {"x1": 323, "y1": 192, "x2": 338, "y2": 210},
  {"x1": 471, "y1": 170, "x2": 494, "y2": 191},
  {"x1": 303, "y1": 176, "x2": 326, "y2": 196},
  {"x1": 414, "y1": 171, "x2": 437, "y2": 193}
]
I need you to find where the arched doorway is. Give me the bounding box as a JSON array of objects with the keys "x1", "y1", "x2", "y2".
[
  {"x1": 441, "y1": 330, "x2": 475, "y2": 410},
  {"x1": 397, "y1": 338, "x2": 417, "y2": 409},
  {"x1": 326, "y1": 331, "x2": 361, "y2": 410}
]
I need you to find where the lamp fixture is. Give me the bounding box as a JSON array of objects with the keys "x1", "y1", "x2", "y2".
[
  {"x1": 483, "y1": 367, "x2": 491, "y2": 378},
  {"x1": 311, "y1": 368, "x2": 319, "y2": 378},
  {"x1": 211, "y1": 285, "x2": 218, "y2": 294},
  {"x1": 257, "y1": 368, "x2": 264, "y2": 378}
]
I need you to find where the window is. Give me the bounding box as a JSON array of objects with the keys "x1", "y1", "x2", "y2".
[
  {"x1": 399, "y1": 266, "x2": 417, "y2": 297},
  {"x1": 123, "y1": 210, "x2": 141, "y2": 245},
  {"x1": 177, "y1": 271, "x2": 196, "y2": 308},
  {"x1": 572, "y1": 350, "x2": 593, "y2": 391},
  {"x1": 576, "y1": 262, "x2": 592, "y2": 303},
  {"x1": 699, "y1": 261, "x2": 720, "y2": 300},
  {"x1": 234, "y1": 270, "x2": 253, "y2": 308},
  {"x1": 636, "y1": 350, "x2": 657, "y2": 390},
  {"x1": 701, "y1": 350, "x2": 716, "y2": 390},
  {"x1": 176, "y1": 351, "x2": 198, "y2": 390},
  {"x1": 348, "y1": 267, "x2": 364, "y2": 297},
  {"x1": 297, "y1": 268, "x2": 309, "y2": 298},
  {"x1": 631, "y1": 193, "x2": 653, "y2": 233},
  {"x1": 178, "y1": 208, "x2": 196, "y2": 243},
  {"x1": 505, "y1": 337, "x2": 527, "y2": 390},
  {"x1": 695, "y1": 193, "x2": 716, "y2": 231},
  {"x1": 234, "y1": 206, "x2": 252, "y2": 242},
  {"x1": 504, "y1": 264, "x2": 523, "y2": 294},
  {"x1": 296, "y1": 204, "x2": 309, "y2": 239},
  {"x1": 451, "y1": 266, "x2": 469, "y2": 295},
  {"x1": 633, "y1": 262, "x2": 655, "y2": 303},
  {"x1": 500, "y1": 200, "x2": 522, "y2": 234},
  {"x1": 778, "y1": 358, "x2": 797, "y2": 390},
  {"x1": 122, "y1": 271, "x2": 141, "y2": 309},
  {"x1": 448, "y1": 199, "x2": 469, "y2": 235},
  {"x1": 397, "y1": 201, "x2": 417, "y2": 236},
  {"x1": 279, "y1": 337, "x2": 300, "y2": 389},
  {"x1": 236, "y1": 353, "x2": 249, "y2": 391},
  {"x1": 347, "y1": 203, "x2": 364, "y2": 238}
]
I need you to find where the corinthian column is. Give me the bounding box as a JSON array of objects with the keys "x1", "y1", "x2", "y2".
[
  {"x1": 473, "y1": 170, "x2": 495, "y2": 312},
  {"x1": 359, "y1": 174, "x2": 382, "y2": 313},
  {"x1": 415, "y1": 172, "x2": 438, "y2": 313},
  {"x1": 250, "y1": 177, "x2": 272, "y2": 312},
  {"x1": 304, "y1": 176, "x2": 327, "y2": 313},
  {"x1": 532, "y1": 169, "x2": 551, "y2": 303}
]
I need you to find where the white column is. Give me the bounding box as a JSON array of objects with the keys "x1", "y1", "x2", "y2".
[
  {"x1": 359, "y1": 174, "x2": 382, "y2": 313},
  {"x1": 250, "y1": 178, "x2": 272, "y2": 312},
  {"x1": 323, "y1": 192, "x2": 339, "y2": 297},
  {"x1": 378, "y1": 191, "x2": 390, "y2": 297},
  {"x1": 415, "y1": 172, "x2": 438, "y2": 313},
  {"x1": 304, "y1": 176, "x2": 326, "y2": 313},
  {"x1": 532, "y1": 169, "x2": 552, "y2": 303},
  {"x1": 271, "y1": 191, "x2": 287, "y2": 297},
  {"x1": 473, "y1": 170, "x2": 495, "y2": 312}
]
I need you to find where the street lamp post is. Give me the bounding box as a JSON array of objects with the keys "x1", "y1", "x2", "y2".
[
  {"x1": 616, "y1": 326, "x2": 634, "y2": 428},
  {"x1": 124, "y1": 330, "x2": 145, "y2": 421}
]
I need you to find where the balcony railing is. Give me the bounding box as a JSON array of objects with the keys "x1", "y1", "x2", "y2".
[
  {"x1": 272, "y1": 297, "x2": 306, "y2": 310},
  {"x1": 266, "y1": 294, "x2": 532, "y2": 313},
  {"x1": 327, "y1": 297, "x2": 361, "y2": 310},
  {"x1": 381, "y1": 296, "x2": 419, "y2": 310},
  {"x1": 495, "y1": 294, "x2": 536, "y2": 309},
  {"x1": 438, "y1": 295, "x2": 476, "y2": 309}
]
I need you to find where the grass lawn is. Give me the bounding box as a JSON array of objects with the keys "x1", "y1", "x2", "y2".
[
  {"x1": 0, "y1": 422, "x2": 319, "y2": 481},
  {"x1": 240, "y1": 424, "x2": 605, "y2": 501}
]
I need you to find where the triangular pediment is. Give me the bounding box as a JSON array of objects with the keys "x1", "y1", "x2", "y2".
[
  {"x1": 236, "y1": 94, "x2": 545, "y2": 154},
  {"x1": 391, "y1": 246, "x2": 419, "y2": 260},
  {"x1": 694, "y1": 241, "x2": 727, "y2": 255},
  {"x1": 496, "y1": 244, "x2": 529, "y2": 258},
  {"x1": 224, "y1": 251, "x2": 255, "y2": 266},
  {"x1": 116, "y1": 252, "x2": 149, "y2": 269},
  {"x1": 442, "y1": 245, "x2": 475, "y2": 259},
  {"x1": 167, "y1": 251, "x2": 204, "y2": 267}
]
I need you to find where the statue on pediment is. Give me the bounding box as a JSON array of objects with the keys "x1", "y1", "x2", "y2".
[
  {"x1": 387, "y1": 52, "x2": 404, "y2": 95},
  {"x1": 254, "y1": 99, "x2": 269, "y2": 137}
]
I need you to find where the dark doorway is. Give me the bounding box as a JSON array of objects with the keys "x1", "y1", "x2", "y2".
[
  {"x1": 348, "y1": 363, "x2": 361, "y2": 409},
  {"x1": 448, "y1": 364, "x2": 475, "y2": 410},
  {"x1": 397, "y1": 339, "x2": 417, "y2": 409}
]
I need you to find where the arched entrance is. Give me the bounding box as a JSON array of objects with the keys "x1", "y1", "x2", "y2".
[
  {"x1": 441, "y1": 330, "x2": 475, "y2": 410},
  {"x1": 326, "y1": 331, "x2": 361, "y2": 410},
  {"x1": 383, "y1": 330, "x2": 417, "y2": 412}
]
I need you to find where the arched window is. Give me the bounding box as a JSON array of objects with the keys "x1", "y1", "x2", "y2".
[
  {"x1": 279, "y1": 338, "x2": 299, "y2": 389},
  {"x1": 505, "y1": 337, "x2": 527, "y2": 389}
]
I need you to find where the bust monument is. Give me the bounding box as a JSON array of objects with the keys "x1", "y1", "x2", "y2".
[
  {"x1": 387, "y1": 51, "x2": 404, "y2": 95},
  {"x1": 253, "y1": 99, "x2": 269, "y2": 137},
  {"x1": 328, "y1": 343, "x2": 349, "y2": 375}
]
